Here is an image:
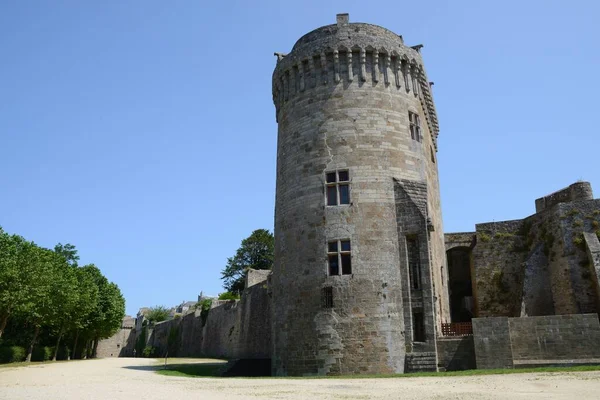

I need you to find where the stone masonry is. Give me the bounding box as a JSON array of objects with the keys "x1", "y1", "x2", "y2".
[{"x1": 271, "y1": 14, "x2": 448, "y2": 376}]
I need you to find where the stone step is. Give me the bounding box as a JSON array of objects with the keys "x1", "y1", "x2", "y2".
[{"x1": 406, "y1": 352, "x2": 437, "y2": 373}]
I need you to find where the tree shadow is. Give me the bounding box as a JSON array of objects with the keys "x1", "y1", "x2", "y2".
[{"x1": 122, "y1": 359, "x2": 272, "y2": 377}]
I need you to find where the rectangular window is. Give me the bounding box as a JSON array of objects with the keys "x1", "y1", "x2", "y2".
[
  {"x1": 409, "y1": 111, "x2": 421, "y2": 142},
  {"x1": 328, "y1": 239, "x2": 352, "y2": 275},
  {"x1": 430, "y1": 146, "x2": 436, "y2": 163},
  {"x1": 406, "y1": 236, "x2": 421, "y2": 290},
  {"x1": 322, "y1": 286, "x2": 334, "y2": 309},
  {"x1": 325, "y1": 170, "x2": 350, "y2": 206},
  {"x1": 413, "y1": 311, "x2": 426, "y2": 342}
]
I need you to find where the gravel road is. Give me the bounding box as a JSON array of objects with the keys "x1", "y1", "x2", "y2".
[{"x1": 1, "y1": 357, "x2": 600, "y2": 399}]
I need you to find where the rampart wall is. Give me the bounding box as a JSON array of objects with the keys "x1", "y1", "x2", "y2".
[{"x1": 473, "y1": 314, "x2": 600, "y2": 369}]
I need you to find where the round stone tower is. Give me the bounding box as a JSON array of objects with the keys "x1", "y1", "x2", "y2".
[{"x1": 271, "y1": 14, "x2": 449, "y2": 376}]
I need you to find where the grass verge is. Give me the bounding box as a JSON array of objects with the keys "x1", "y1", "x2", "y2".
[{"x1": 154, "y1": 360, "x2": 600, "y2": 379}]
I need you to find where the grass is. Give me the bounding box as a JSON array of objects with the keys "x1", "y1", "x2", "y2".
[{"x1": 153, "y1": 359, "x2": 600, "y2": 379}]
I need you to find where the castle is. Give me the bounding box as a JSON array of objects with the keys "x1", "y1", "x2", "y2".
[{"x1": 99, "y1": 14, "x2": 600, "y2": 375}]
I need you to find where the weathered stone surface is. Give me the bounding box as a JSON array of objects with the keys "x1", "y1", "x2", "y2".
[
  {"x1": 436, "y1": 336, "x2": 476, "y2": 371},
  {"x1": 96, "y1": 316, "x2": 136, "y2": 358},
  {"x1": 473, "y1": 314, "x2": 600, "y2": 369},
  {"x1": 447, "y1": 183, "x2": 600, "y2": 319},
  {"x1": 272, "y1": 14, "x2": 447, "y2": 376}
]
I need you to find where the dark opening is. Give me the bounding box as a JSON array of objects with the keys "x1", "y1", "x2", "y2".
[
  {"x1": 322, "y1": 286, "x2": 334, "y2": 309},
  {"x1": 339, "y1": 184, "x2": 350, "y2": 204},
  {"x1": 327, "y1": 185, "x2": 337, "y2": 206},
  {"x1": 447, "y1": 247, "x2": 474, "y2": 322},
  {"x1": 406, "y1": 236, "x2": 421, "y2": 290},
  {"x1": 341, "y1": 254, "x2": 352, "y2": 275},
  {"x1": 413, "y1": 312, "x2": 425, "y2": 342},
  {"x1": 328, "y1": 254, "x2": 339, "y2": 275}
]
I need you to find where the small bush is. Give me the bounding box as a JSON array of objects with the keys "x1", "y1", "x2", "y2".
[
  {"x1": 218, "y1": 292, "x2": 240, "y2": 301},
  {"x1": 32, "y1": 346, "x2": 54, "y2": 362},
  {"x1": 198, "y1": 299, "x2": 214, "y2": 327},
  {"x1": 479, "y1": 232, "x2": 491, "y2": 242},
  {"x1": 142, "y1": 346, "x2": 154, "y2": 358},
  {"x1": 573, "y1": 234, "x2": 586, "y2": 250},
  {"x1": 0, "y1": 346, "x2": 26, "y2": 363}
]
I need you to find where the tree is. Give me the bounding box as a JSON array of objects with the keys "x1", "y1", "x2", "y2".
[
  {"x1": 221, "y1": 229, "x2": 274, "y2": 293},
  {"x1": 23, "y1": 246, "x2": 57, "y2": 362},
  {"x1": 0, "y1": 229, "x2": 28, "y2": 338},
  {"x1": 53, "y1": 243, "x2": 79, "y2": 267},
  {"x1": 146, "y1": 306, "x2": 170, "y2": 323},
  {"x1": 47, "y1": 252, "x2": 79, "y2": 361},
  {"x1": 69, "y1": 265, "x2": 100, "y2": 359}
]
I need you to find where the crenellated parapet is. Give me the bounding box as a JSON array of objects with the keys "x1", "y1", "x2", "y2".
[{"x1": 272, "y1": 14, "x2": 439, "y2": 147}]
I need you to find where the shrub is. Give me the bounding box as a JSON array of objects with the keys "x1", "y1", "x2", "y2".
[
  {"x1": 142, "y1": 346, "x2": 154, "y2": 358},
  {"x1": 32, "y1": 346, "x2": 54, "y2": 362},
  {"x1": 218, "y1": 292, "x2": 240, "y2": 301},
  {"x1": 479, "y1": 232, "x2": 491, "y2": 242},
  {"x1": 0, "y1": 346, "x2": 26, "y2": 363},
  {"x1": 199, "y1": 299, "x2": 213, "y2": 327}
]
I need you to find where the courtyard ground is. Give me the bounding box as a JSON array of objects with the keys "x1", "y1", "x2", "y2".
[{"x1": 1, "y1": 357, "x2": 600, "y2": 399}]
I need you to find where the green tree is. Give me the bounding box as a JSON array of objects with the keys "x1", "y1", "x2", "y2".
[
  {"x1": 69, "y1": 265, "x2": 100, "y2": 359},
  {"x1": 23, "y1": 246, "x2": 57, "y2": 362},
  {"x1": 0, "y1": 229, "x2": 28, "y2": 338},
  {"x1": 47, "y1": 251, "x2": 79, "y2": 361},
  {"x1": 53, "y1": 243, "x2": 79, "y2": 267},
  {"x1": 146, "y1": 306, "x2": 170, "y2": 323},
  {"x1": 79, "y1": 266, "x2": 125, "y2": 358},
  {"x1": 221, "y1": 229, "x2": 274, "y2": 293}
]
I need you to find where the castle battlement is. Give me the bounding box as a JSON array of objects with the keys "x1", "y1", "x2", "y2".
[{"x1": 272, "y1": 14, "x2": 439, "y2": 148}]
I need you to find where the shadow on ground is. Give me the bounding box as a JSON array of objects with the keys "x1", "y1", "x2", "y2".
[{"x1": 123, "y1": 359, "x2": 272, "y2": 377}]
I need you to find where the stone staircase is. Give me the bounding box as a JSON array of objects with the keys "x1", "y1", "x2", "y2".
[{"x1": 405, "y1": 352, "x2": 437, "y2": 373}]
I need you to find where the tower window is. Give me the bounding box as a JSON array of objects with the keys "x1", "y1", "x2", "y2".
[
  {"x1": 326, "y1": 170, "x2": 350, "y2": 206},
  {"x1": 321, "y1": 286, "x2": 334, "y2": 308},
  {"x1": 430, "y1": 146, "x2": 436, "y2": 163},
  {"x1": 409, "y1": 112, "x2": 421, "y2": 142},
  {"x1": 413, "y1": 311, "x2": 426, "y2": 342},
  {"x1": 328, "y1": 239, "x2": 352, "y2": 275},
  {"x1": 406, "y1": 236, "x2": 421, "y2": 290}
]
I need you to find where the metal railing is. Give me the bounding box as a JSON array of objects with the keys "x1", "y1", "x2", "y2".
[{"x1": 441, "y1": 322, "x2": 473, "y2": 337}]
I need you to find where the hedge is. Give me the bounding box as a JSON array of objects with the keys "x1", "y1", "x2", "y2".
[{"x1": 0, "y1": 346, "x2": 26, "y2": 363}]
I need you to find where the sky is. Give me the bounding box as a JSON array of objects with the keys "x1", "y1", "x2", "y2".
[{"x1": 1, "y1": 1, "x2": 599, "y2": 316}]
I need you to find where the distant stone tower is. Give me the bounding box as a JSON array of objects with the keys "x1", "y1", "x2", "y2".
[{"x1": 271, "y1": 14, "x2": 449, "y2": 376}]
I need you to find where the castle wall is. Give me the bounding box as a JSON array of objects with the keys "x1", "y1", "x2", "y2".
[
  {"x1": 466, "y1": 189, "x2": 600, "y2": 318},
  {"x1": 535, "y1": 181, "x2": 593, "y2": 213},
  {"x1": 272, "y1": 14, "x2": 445, "y2": 376},
  {"x1": 473, "y1": 314, "x2": 600, "y2": 369},
  {"x1": 436, "y1": 336, "x2": 476, "y2": 371},
  {"x1": 96, "y1": 317, "x2": 136, "y2": 358},
  {"x1": 138, "y1": 281, "x2": 271, "y2": 360}
]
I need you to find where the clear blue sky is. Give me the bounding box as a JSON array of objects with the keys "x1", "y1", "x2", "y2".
[{"x1": 1, "y1": 1, "x2": 599, "y2": 316}]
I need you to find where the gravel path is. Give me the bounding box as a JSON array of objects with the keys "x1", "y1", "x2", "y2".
[{"x1": 1, "y1": 357, "x2": 600, "y2": 399}]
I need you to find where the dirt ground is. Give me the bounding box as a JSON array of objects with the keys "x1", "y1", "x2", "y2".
[{"x1": 1, "y1": 357, "x2": 600, "y2": 400}]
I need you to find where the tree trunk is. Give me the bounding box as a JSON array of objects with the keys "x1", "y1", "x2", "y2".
[
  {"x1": 0, "y1": 312, "x2": 9, "y2": 339},
  {"x1": 71, "y1": 330, "x2": 79, "y2": 360},
  {"x1": 52, "y1": 327, "x2": 63, "y2": 361},
  {"x1": 84, "y1": 339, "x2": 90, "y2": 359},
  {"x1": 25, "y1": 325, "x2": 40, "y2": 362},
  {"x1": 91, "y1": 337, "x2": 99, "y2": 358}
]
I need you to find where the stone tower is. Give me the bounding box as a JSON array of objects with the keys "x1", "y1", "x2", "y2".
[{"x1": 271, "y1": 14, "x2": 449, "y2": 376}]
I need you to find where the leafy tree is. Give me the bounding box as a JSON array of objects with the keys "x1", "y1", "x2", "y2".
[
  {"x1": 146, "y1": 306, "x2": 170, "y2": 323},
  {"x1": 53, "y1": 243, "x2": 79, "y2": 267},
  {"x1": 23, "y1": 246, "x2": 57, "y2": 362},
  {"x1": 221, "y1": 229, "x2": 274, "y2": 293},
  {"x1": 47, "y1": 252, "x2": 79, "y2": 361},
  {"x1": 0, "y1": 229, "x2": 28, "y2": 338},
  {"x1": 69, "y1": 265, "x2": 100, "y2": 359}
]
